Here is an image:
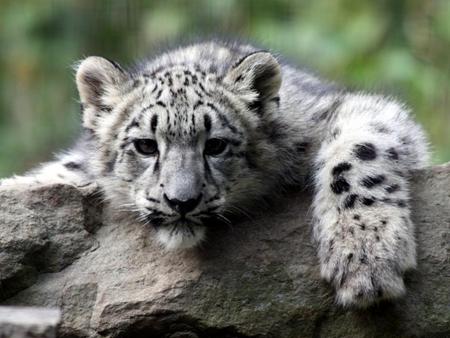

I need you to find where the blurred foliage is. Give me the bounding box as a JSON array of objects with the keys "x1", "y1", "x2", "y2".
[{"x1": 0, "y1": 0, "x2": 448, "y2": 176}]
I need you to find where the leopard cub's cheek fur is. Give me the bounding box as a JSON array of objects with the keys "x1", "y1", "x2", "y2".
[{"x1": 4, "y1": 41, "x2": 429, "y2": 308}]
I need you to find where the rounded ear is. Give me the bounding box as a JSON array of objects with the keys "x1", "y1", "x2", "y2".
[
  {"x1": 224, "y1": 52, "x2": 281, "y2": 111},
  {"x1": 76, "y1": 57, "x2": 128, "y2": 128}
]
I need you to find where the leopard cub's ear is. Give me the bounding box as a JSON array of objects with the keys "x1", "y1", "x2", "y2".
[
  {"x1": 224, "y1": 51, "x2": 281, "y2": 112},
  {"x1": 76, "y1": 57, "x2": 128, "y2": 129}
]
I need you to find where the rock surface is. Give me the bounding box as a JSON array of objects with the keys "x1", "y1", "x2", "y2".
[
  {"x1": 0, "y1": 164, "x2": 449, "y2": 338},
  {"x1": 0, "y1": 307, "x2": 60, "y2": 338}
]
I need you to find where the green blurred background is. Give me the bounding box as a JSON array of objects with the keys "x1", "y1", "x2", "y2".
[{"x1": 0, "y1": 0, "x2": 449, "y2": 176}]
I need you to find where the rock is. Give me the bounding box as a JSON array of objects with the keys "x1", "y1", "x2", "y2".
[
  {"x1": 0, "y1": 165, "x2": 449, "y2": 338},
  {"x1": 0, "y1": 184, "x2": 100, "y2": 301},
  {"x1": 0, "y1": 306, "x2": 60, "y2": 338}
]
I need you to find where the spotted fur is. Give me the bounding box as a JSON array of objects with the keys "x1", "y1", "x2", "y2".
[{"x1": 1, "y1": 41, "x2": 429, "y2": 308}]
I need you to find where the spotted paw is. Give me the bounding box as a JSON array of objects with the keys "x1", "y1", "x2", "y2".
[
  {"x1": 319, "y1": 210, "x2": 416, "y2": 307},
  {"x1": 334, "y1": 259, "x2": 406, "y2": 307}
]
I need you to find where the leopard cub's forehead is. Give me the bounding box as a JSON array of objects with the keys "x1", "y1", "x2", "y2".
[{"x1": 125, "y1": 64, "x2": 243, "y2": 141}]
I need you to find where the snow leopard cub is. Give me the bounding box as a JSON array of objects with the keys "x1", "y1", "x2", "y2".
[{"x1": 1, "y1": 41, "x2": 429, "y2": 307}]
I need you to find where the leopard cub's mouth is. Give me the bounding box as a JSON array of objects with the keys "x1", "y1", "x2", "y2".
[{"x1": 154, "y1": 218, "x2": 207, "y2": 250}]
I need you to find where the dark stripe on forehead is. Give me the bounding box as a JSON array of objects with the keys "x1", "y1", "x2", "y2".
[
  {"x1": 125, "y1": 118, "x2": 140, "y2": 132},
  {"x1": 206, "y1": 102, "x2": 219, "y2": 113},
  {"x1": 155, "y1": 88, "x2": 163, "y2": 99},
  {"x1": 204, "y1": 114, "x2": 212, "y2": 132},
  {"x1": 193, "y1": 100, "x2": 204, "y2": 110},
  {"x1": 206, "y1": 102, "x2": 242, "y2": 135},
  {"x1": 217, "y1": 112, "x2": 239, "y2": 134},
  {"x1": 151, "y1": 114, "x2": 158, "y2": 133}
]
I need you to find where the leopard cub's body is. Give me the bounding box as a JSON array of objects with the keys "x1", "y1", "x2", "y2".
[{"x1": 1, "y1": 41, "x2": 429, "y2": 307}]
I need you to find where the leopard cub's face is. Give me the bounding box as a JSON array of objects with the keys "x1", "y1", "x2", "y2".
[
  {"x1": 120, "y1": 66, "x2": 251, "y2": 250},
  {"x1": 76, "y1": 50, "x2": 282, "y2": 249}
]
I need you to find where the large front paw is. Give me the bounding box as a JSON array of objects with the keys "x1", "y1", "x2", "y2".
[
  {"x1": 334, "y1": 257, "x2": 406, "y2": 307},
  {"x1": 320, "y1": 212, "x2": 416, "y2": 307},
  {"x1": 322, "y1": 246, "x2": 407, "y2": 307}
]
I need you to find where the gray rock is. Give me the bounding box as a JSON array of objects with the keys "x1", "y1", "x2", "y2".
[
  {"x1": 0, "y1": 165, "x2": 449, "y2": 338},
  {"x1": 0, "y1": 306, "x2": 60, "y2": 338}
]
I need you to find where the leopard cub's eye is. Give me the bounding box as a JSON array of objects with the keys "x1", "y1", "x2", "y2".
[
  {"x1": 133, "y1": 139, "x2": 158, "y2": 156},
  {"x1": 204, "y1": 138, "x2": 228, "y2": 156}
]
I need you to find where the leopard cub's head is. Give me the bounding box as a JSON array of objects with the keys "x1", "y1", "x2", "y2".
[{"x1": 75, "y1": 46, "x2": 282, "y2": 250}]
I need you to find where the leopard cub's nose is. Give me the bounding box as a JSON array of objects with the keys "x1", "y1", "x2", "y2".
[{"x1": 163, "y1": 193, "x2": 202, "y2": 215}]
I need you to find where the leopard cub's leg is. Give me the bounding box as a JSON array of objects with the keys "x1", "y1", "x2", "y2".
[
  {"x1": 312, "y1": 94, "x2": 428, "y2": 307},
  {"x1": 0, "y1": 152, "x2": 91, "y2": 188}
]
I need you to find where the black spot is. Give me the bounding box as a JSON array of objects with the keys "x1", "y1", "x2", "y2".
[
  {"x1": 385, "y1": 184, "x2": 400, "y2": 193},
  {"x1": 330, "y1": 177, "x2": 350, "y2": 194},
  {"x1": 361, "y1": 174, "x2": 385, "y2": 188},
  {"x1": 381, "y1": 197, "x2": 392, "y2": 204},
  {"x1": 204, "y1": 114, "x2": 211, "y2": 132},
  {"x1": 372, "y1": 123, "x2": 390, "y2": 134},
  {"x1": 332, "y1": 162, "x2": 352, "y2": 176},
  {"x1": 99, "y1": 105, "x2": 112, "y2": 113},
  {"x1": 353, "y1": 214, "x2": 360, "y2": 220},
  {"x1": 132, "y1": 79, "x2": 140, "y2": 88},
  {"x1": 360, "y1": 253, "x2": 368, "y2": 264},
  {"x1": 125, "y1": 118, "x2": 140, "y2": 132},
  {"x1": 314, "y1": 109, "x2": 330, "y2": 122},
  {"x1": 397, "y1": 200, "x2": 407, "y2": 208},
  {"x1": 153, "y1": 158, "x2": 160, "y2": 173},
  {"x1": 376, "y1": 235, "x2": 380, "y2": 241},
  {"x1": 193, "y1": 100, "x2": 204, "y2": 110},
  {"x1": 344, "y1": 194, "x2": 358, "y2": 209},
  {"x1": 359, "y1": 223, "x2": 366, "y2": 230},
  {"x1": 217, "y1": 112, "x2": 239, "y2": 134},
  {"x1": 105, "y1": 151, "x2": 118, "y2": 173},
  {"x1": 328, "y1": 239, "x2": 334, "y2": 252},
  {"x1": 151, "y1": 115, "x2": 158, "y2": 133},
  {"x1": 381, "y1": 220, "x2": 387, "y2": 225},
  {"x1": 146, "y1": 197, "x2": 160, "y2": 204},
  {"x1": 331, "y1": 128, "x2": 341, "y2": 139},
  {"x1": 387, "y1": 147, "x2": 399, "y2": 160},
  {"x1": 156, "y1": 101, "x2": 166, "y2": 108},
  {"x1": 362, "y1": 197, "x2": 375, "y2": 206},
  {"x1": 248, "y1": 99, "x2": 263, "y2": 115},
  {"x1": 347, "y1": 253, "x2": 354, "y2": 261},
  {"x1": 354, "y1": 143, "x2": 377, "y2": 161},
  {"x1": 63, "y1": 162, "x2": 82, "y2": 170},
  {"x1": 295, "y1": 142, "x2": 309, "y2": 153},
  {"x1": 401, "y1": 136, "x2": 412, "y2": 145},
  {"x1": 270, "y1": 96, "x2": 280, "y2": 106},
  {"x1": 198, "y1": 82, "x2": 207, "y2": 93}
]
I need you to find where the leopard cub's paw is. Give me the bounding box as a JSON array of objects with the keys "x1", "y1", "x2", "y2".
[
  {"x1": 320, "y1": 212, "x2": 416, "y2": 308},
  {"x1": 335, "y1": 262, "x2": 406, "y2": 308}
]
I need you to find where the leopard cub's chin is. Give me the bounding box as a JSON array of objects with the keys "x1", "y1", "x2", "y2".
[{"x1": 155, "y1": 222, "x2": 206, "y2": 250}]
